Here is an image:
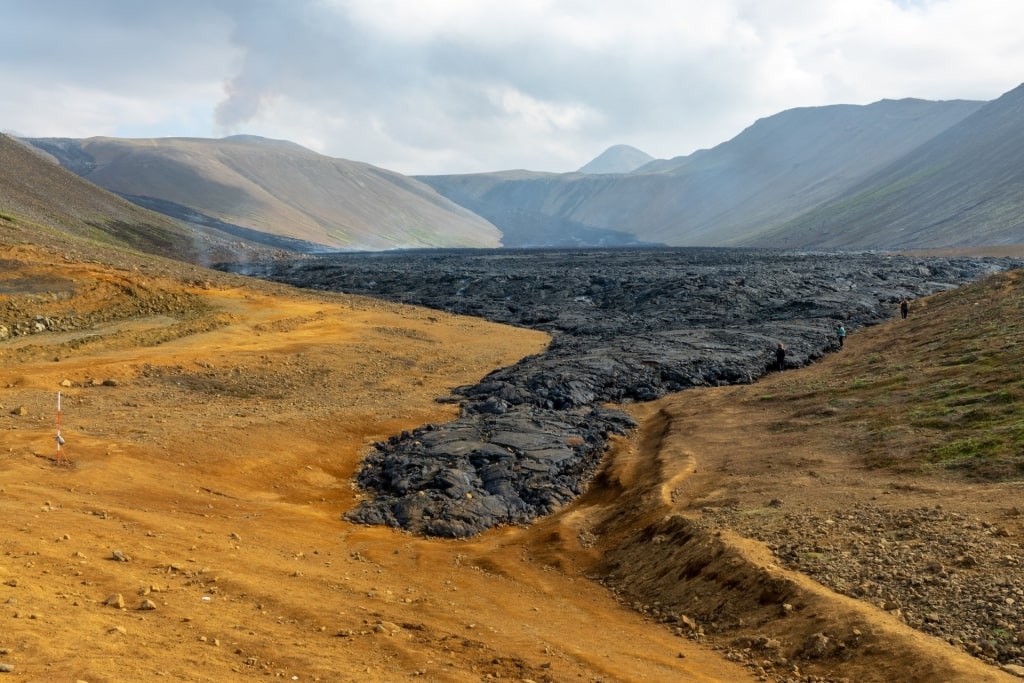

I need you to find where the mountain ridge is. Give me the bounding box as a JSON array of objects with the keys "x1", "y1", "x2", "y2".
[
  {"x1": 745, "y1": 83, "x2": 1024, "y2": 249},
  {"x1": 418, "y1": 96, "x2": 989, "y2": 248},
  {"x1": 24, "y1": 135, "x2": 503, "y2": 252},
  {"x1": 18, "y1": 83, "x2": 1024, "y2": 253},
  {"x1": 0, "y1": 132, "x2": 279, "y2": 264}
]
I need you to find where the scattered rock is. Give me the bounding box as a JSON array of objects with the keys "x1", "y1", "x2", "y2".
[
  {"x1": 710, "y1": 502, "x2": 1024, "y2": 667},
  {"x1": 374, "y1": 621, "x2": 400, "y2": 634},
  {"x1": 103, "y1": 593, "x2": 125, "y2": 609},
  {"x1": 800, "y1": 632, "x2": 832, "y2": 659}
]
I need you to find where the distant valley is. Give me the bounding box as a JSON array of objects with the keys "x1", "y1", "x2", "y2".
[{"x1": 419, "y1": 91, "x2": 1019, "y2": 249}]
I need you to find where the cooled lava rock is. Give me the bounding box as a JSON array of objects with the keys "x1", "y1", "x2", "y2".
[{"x1": 223, "y1": 248, "x2": 1020, "y2": 536}]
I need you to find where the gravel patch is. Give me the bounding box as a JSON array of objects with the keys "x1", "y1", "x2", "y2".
[{"x1": 704, "y1": 502, "x2": 1024, "y2": 669}]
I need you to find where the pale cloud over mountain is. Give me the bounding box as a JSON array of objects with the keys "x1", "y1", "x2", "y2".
[{"x1": 2, "y1": 0, "x2": 1021, "y2": 174}]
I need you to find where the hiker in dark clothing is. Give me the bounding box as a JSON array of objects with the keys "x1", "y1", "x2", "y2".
[
  {"x1": 775, "y1": 342, "x2": 786, "y2": 371},
  {"x1": 900, "y1": 297, "x2": 909, "y2": 319}
]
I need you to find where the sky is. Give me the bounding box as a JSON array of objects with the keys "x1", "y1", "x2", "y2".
[{"x1": 2, "y1": 0, "x2": 1022, "y2": 176}]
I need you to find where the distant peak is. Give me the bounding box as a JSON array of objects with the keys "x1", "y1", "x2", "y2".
[{"x1": 577, "y1": 144, "x2": 655, "y2": 174}]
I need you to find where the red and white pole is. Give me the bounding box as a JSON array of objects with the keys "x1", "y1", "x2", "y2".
[{"x1": 55, "y1": 391, "x2": 66, "y2": 465}]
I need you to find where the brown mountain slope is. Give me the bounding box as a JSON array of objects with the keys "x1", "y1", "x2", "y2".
[
  {"x1": 0, "y1": 132, "x2": 299, "y2": 268},
  {"x1": 26, "y1": 135, "x2": 502, "y2": 251},
  {"x1": 0, "y1": 133, "x2": 234, "y2": 263}
]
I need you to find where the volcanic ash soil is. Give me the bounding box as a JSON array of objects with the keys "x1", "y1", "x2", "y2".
[{"x1": 0, "y1": 245, "x2": 1021, "y2": 682}]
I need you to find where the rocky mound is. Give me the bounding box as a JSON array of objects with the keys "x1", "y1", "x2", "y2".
[{"x1": 224, "y1": 248, "x2": 1021, "y2": 537}]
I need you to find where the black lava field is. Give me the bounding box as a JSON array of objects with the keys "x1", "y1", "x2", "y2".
[{"x1": 224, "y1": 248, "x2": 1019, "y2": 537}]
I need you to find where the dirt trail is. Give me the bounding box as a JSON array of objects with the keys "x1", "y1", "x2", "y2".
[{"x1": 578, "y1": 397, "x2": 1015, "y2": 683}]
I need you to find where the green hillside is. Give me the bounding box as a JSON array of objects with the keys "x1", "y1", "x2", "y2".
[{"x1": 759, "y1": 267, "x2": 1024, "y2": 480}]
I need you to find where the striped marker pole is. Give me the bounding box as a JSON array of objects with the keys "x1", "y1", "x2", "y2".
[{"x1": 55, "y1": 391, "x2": 67, "y2": 465}]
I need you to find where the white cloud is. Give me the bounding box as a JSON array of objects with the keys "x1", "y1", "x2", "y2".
[{"x1": 1, "y1": 0, "x2": 1021, "y2": 174}]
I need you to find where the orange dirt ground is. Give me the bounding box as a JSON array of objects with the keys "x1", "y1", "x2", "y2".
[{"x1": 0, "y1": 245, "x2": 1017, "y2": 682}]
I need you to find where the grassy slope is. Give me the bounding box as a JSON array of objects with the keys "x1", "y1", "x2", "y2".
[
  {"x1": 0, "y1": 134, "x2": 289, "y2": 267},
  {"x1": 0, "y1": 134, "x2": 204, "y2": 260},
  {"x1": 758, "y1": 267, "x2": 1024, "y2": 480}
]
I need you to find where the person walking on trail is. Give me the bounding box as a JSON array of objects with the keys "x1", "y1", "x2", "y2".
[
  {"x1": 900, "y1": 297, "x2": 910, "y2": 319},
  {"x1": 775, "y1": 342, "x2": 786, "y2": 371},
  {"x1": 837, "y1": 324, "x2": 847, "y2": 348}
]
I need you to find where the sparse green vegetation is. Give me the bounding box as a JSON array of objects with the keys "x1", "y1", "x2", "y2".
[
  {"x1": 930, "y1": 436, "x2": 999, "y2": 464},
  {"x1": 774, "y1": 269, "x2": 1024, "y2": 479},
  {"x1": 799, "y1": 551, "x2": 827, "y2": 562}
]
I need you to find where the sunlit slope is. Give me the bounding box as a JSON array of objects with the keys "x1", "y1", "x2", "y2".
[{"x1": 26, "y1": 135, "x2": 502, "y2": 251}]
